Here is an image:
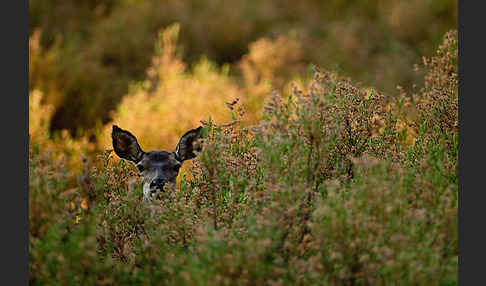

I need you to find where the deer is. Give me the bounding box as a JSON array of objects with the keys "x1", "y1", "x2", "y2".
[{"x1": 111, "y1": 125, "x2": 202, "y2": 201}]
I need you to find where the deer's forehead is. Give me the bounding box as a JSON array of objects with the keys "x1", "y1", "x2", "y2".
[{"x1": 142, "y1": 151, "x2": 179, "y2": 165}]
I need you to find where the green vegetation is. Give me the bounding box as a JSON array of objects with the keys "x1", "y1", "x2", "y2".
[{"x1": 29, "y1": 30, "x2": 458, "y2": 285}]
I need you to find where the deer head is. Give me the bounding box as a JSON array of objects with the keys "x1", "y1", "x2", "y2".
[{"x1": 111, "y1": 125, "x2": 202, "y2": 201}]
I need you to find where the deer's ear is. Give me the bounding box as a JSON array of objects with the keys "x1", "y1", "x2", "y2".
[
  {"x1": 111, "y1": 125, "x2": 144, "y2": 163},
  {"x1": 175, "y1": 126, "x2": 203, "y2": 162}
]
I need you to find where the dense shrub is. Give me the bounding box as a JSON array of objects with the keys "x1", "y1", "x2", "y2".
[{"x1": 29, "y1": 31, "x2": 457, "y2": 285}]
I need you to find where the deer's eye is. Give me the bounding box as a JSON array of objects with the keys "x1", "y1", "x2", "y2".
[{"x1": 136, "y1": 164, "x2": 144, "y2": 172}]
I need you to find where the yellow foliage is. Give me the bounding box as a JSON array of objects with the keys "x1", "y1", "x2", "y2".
[
  {"x1": 29, "y1": 89, "x2": 91, "y2": 172},
  {"x1": 98, "y1": 24, "x2": 296, "y2": 152},
  {"x1": 240, "y1": 35, "x2": 305, "y2": 119},
  {"x1": 29, "y1": 89, "x2": 53, "y2": 148}
]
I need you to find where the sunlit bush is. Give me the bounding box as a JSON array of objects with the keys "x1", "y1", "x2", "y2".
[
  {"x1": 239, "y1": 34, "x2": 305, "y2": 119},
  {"x1": 98, "y1": 24, "x2": 305, "y2": 153},
  {"x1": 29, "y1": 89, "x2": 92, "y2": 172},
  {"x1": 29, "y1": 89, "x2": 53, "y2": 149},
  {"x1": 97, "y1": 24, "x2": 242, "y2": 153}
]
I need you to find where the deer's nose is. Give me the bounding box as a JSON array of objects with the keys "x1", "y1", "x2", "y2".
[{"x1": 150, "y1": 178, "x2": 166, "y2": 189}]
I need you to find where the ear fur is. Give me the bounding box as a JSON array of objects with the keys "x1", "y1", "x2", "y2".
[
  {"x1": 111, "y1": 125, "x2": 144, "y2": 163},
  {"x1": 175, "y1": 126, "x2": 203, "y2": 162}
]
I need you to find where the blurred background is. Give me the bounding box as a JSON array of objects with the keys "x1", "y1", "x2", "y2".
[{"x1": 29, "y1": 0, "x2": 457, "y2": 162}]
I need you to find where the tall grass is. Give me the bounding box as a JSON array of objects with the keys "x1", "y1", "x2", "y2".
[{"x1": 29, "y1": 31, "x2": 457, "y2": 285}]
